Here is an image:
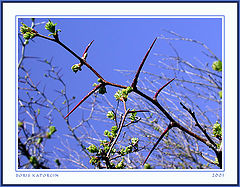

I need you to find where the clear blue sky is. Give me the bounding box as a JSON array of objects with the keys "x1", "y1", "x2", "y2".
[{"x1": 18, "y1": 17, "x2": 222, "y2": 169}]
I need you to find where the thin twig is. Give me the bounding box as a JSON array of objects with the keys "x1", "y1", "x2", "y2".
[
  {"x1": 180, "y1": 102, "x2": 217, "y2": 149},
  {"x1": 106, "y1": 109, "x2": 130, "y2": 158}
]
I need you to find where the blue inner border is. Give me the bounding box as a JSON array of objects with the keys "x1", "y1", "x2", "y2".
[{"x1": 15, "y1": 15, "x2": 225, "y2": 173}]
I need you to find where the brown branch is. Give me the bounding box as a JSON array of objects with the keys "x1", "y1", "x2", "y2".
[
  {"x1": 153, "y1": 78, "x2": 175, "y2": 100},
  {"x1": 64, "y1": 84, "x2": 102, "y2": 119},
  {"x1": 131, "y1": 38, "x2": 157, "y2": 89}
]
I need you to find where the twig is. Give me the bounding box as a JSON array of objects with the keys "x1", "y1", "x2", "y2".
[
  {"x1": 180, "y1": 102, "x2": 217, "y2": 149},
  {"x1": 106, "y1": 109, "x2": 130, "y2": 158}
]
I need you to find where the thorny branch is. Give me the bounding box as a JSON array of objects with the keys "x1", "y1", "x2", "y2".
[{"x1": 19, "y1": 22, "x2": 222, "y2": 169}]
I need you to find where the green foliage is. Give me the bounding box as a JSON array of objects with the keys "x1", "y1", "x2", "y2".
[
  {"x1": 45, "y1": 19, "x2": 61, "y2": 36},
  {"x1": 114, "y1": 86, "x2": 133, "y2": 101},
  {"x1": 212, "y1": 60, "x2": 222, "y2": 72},
  {"x1": 86, "y1": 125, "x2": 138, "y2": 168},
  {"x1": 107, "y1": 111, "x2": 115, "y2": 120},
  {"x1": 213, "y1": 121, "x2": 222, "y2": 139}
]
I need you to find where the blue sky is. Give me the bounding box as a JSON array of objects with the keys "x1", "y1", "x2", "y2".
[{"x1": 18, "y1": 17, "x2": 222, "y2": 169}]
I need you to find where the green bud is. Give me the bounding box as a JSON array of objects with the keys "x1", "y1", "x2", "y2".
[
  {"x1": 71, "y1": 64, "x2": 82, "y2": 73},
  {"x1": 24, "y1": 40, "x2": 29, "y2": 45},
  {"x1": 100, "y1": 139, "x2": 108, "y2": 146},
  {"x1": 111, "y1": 125, "x2": 118, "y2": 136},
  {"x1": 126, "y1": 86, "x2": 133, "y2": 94},
  {"x1": 45, "y1": 19, "x2": 57, "y2": 33},
  {"x1": 23, "y1": 32, "x2": 31, "y2": 40},
  {"x1": 18, "y1": 121, "x2": 23, "y2": 128},
  {"x1": 212, "y1": 60, "x2": 222, "y2": 72},
  {"x1": 213, "y1": 121, "x2": 222, "y2": 138},
  {"x1": 114, "y1": 87, "x2": 132, "y2": 101},
  {"x1": 104, "y1": 130, "x2": 111, "y2": 137},
  {"x1": 92, "y1": 83, "x2": 98, "y2": 87},
  {"x1": 89, "y1": 156, "x2": 99, "y2": 165},
  {"x1": 37, "y1": 137, "x2": 43, "y2": 144},
  {"x1": 144, "y1": 163, "x2": 152, "y2": 169},
  {"x1": 124, "y1": 145, "x2": 133, "y2": 154},
  {"x1": 103, "y1": 146, "x2": 110, "y2": 153},
  {"x1": 115, "y1": 159, "x2": 125, "y2": 169},
  {"x1": 98, "y1": 86, "x2": 107, "y2": 95},
  {"x1": 29, "y1": 156, "x2": 38, "y2": 165},
  {"x1": 55, "y1": 159, "x2": 61, "y2": 167},
  {"x1": 97, "y1": 78, "x2": 103, "y2": 83},
  {"x1": 46, "y1": 132, "x2": 51, "y2": 139},
  {"x1": 87, "y1": 144, "x2": 98, "y2": 153},
  {"x1": 219, "y1": 90, "x2": 222, "y2": 99},
  {"x1": 107, "y1": 111, "x2": 115, "y2": 120},
  {"x1": 129, "y1": 110, "x2": 137, "y2": 122},
  {"x1": 37, "y1": 108, "x2": 40, "y2": 115},
  {"x1": 49, "y1": 126, "x2": 57, "y2": 135},
  {"x1": 120, "y1": 148, "x2": 125, "y2": 156},
  {"x1": 131, "y1": 137, "x2": 139, "y2": 145}
]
